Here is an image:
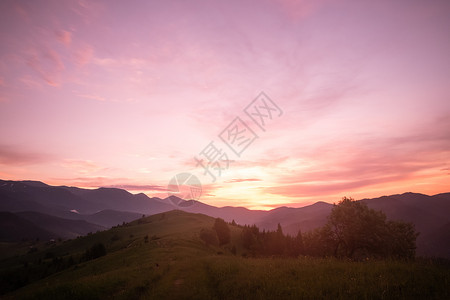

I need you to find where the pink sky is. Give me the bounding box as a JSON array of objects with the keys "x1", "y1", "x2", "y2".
[{"x1": 1, "y1": 0, "x2": 449, "y2": 209}]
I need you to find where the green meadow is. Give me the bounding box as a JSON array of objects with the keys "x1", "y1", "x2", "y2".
[{"x1": 1, "y1": 210, "x2": 449, "y2": 299}]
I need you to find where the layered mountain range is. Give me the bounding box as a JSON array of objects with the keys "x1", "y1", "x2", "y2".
[{"x1": 1, "y1": 179, "x2": 448, "y2": 258}]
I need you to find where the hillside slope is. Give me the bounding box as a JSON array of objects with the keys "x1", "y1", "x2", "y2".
[{"x1": 1, "y1": 210, "x2": 448, "y2": 300}]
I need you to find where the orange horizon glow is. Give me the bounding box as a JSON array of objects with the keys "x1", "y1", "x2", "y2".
[{"x1": 1, "y1": 0, "x2": 449, "y2": 210}]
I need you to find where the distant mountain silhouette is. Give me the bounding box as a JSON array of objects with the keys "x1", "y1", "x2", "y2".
[
  {"x1": 0, "y1": 180, "x2": 97, "y2": 215},
  {"x1": 0, "y1": 212, "x2": 54, "y2": 241},
  {"x1": 62, "y1": 186, "x2": 173, "y2": 214},
  {"x1": 0, "y1": 179, "x2": 448, "y2": 257},
  {"x1": 0, "y1": 179, "x2": 173, "y2": 216},
  {"x1": 82, "y1": 209, "x2": 143, "y2": 228},
  {"x1": 16, "y1": 211, "x2": 105, "y2": 239},
  {"x1": 0, "y1": 210, "x2": 104, "y2": 241},
  {"x1": 255, "y1": 201, "x2": 333, "y2": 234}
]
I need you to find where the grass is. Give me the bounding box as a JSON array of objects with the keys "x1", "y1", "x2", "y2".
[{"x1": 1, "y1": 210, "x2": 449, "y2": 299}]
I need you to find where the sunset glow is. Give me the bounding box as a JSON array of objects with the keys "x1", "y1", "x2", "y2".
[{"x1": 1, "y1": 0, "x2": 449, "y2": 209}]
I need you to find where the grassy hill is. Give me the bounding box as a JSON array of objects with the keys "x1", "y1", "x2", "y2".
[{"x1": 1, "y1": 210, "x2": 449, "y2": 299}]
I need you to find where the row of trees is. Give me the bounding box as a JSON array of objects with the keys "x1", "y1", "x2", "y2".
[
  {"x1": 201, "y1": 197, "x2": 418, "y2": 260},
  {"x1": 241, "y1": 223, "x2": 304, "y2": 257}
]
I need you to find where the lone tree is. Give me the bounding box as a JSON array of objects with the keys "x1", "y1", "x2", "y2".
[
  {"x1": 213, "y1": 218, "x2": 231, "y2": 245},
  {"x1": 322, "y1": 197, "x2": 418, "y2": 259}
]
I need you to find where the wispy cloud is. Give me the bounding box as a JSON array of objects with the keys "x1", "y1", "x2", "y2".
[
  {"x1": 19, "y1": 76, "x2": 43, "y2": 89},
  {"x1": 51, "y1": 176, "x2": 127, "y2": 188},
  {"x1": 25, "y1": 47, "x2": 65, "y2": 86},
  {"x1": 264, "y1": 175, "x2": 409, "y2": 198},
  {"x1": 61, "y1": 159, "x2": 106, "y2": 174},
  {"x1": 263, "y1": 117, "x2": 450, "y2": 198},
  {"x1": 103, "y1": 184, "x2": 168, "y2": 192},
  {"x1": 55, "y1": 30, "x2": 72, "y2": 46},
  {"x1": 0, "y1": 145, "x2": 51, "y2": 165},
  {"x1": 50, "y1": 176, "x2": 169, "y2": 194},
  {"x1": 92, "y1": 57, "x2": 146, "y2": 68},
  {"x1": 225, "y1": 178, "x2": 262, "y2": 183},
  {"x1": 275, "y1": 0, "x2": 330, "y2": 21},
  {"x1": 77, "y1": 93, "x2": 106, "y2": 101},
  {"x1": 70, "y1": 0, "x2": 104, "y2": 24},
  {"x1": 73, "y1": 44, "x2": 94, "y2": 66},
  {"x1": 14, "y1": 3, "x2": 29, "y2": 20}
]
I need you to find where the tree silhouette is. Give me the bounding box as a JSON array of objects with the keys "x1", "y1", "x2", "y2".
[
  {"x1": 384, "y1": 220, "x2": 418, "y2": 259},
  {"x1": 318, "y1": 197, "x2": 418, "y2": 259},
  {"x1": 213, "y1": 218, "x2": 231, "y2": 245}
]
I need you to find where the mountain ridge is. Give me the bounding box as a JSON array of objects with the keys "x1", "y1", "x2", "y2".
[{"x1": 0, "y1": 179, "x2": 449, "y2": 257}]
